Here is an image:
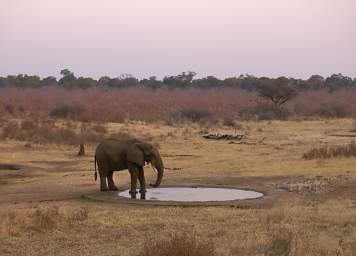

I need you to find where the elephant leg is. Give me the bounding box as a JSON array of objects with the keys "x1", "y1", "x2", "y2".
[
  {"x1": 99, "y1": 171, "x2": 108, "y2": 191},
  {"x1": 128, "y1": 163, "x2": 139, "y2": 199},
  {"x1": 138, "y1": 166, "x2": 147, "y2": 199},
  {"x1": 97, "y1": 161, "x2": 109, "y2": 191},
  {"x1": 107, "y1": 171, "x2": 118, "y2": 191}
]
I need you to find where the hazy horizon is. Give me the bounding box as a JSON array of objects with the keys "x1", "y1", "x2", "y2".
[{"x1": 1, "y1": 0, "x2": 355, "y2": 79}]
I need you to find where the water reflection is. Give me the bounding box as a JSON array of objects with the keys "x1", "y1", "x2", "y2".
[{"x1": 118, "y1": 187, "x2": 263, "y2": 202}]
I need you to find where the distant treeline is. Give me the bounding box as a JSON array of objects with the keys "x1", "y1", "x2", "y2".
[{"x1": 0, "y1": 69, "x2": 355, "y2": 91}]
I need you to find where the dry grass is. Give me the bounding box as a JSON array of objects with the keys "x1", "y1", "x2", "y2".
[
  {"x1": 303, "y1": 141, "x2": 356, "y2": 160},
  {"x1": 0, "y1": 119, "x2": 107, "y2": 145},
  {"x1": 1, "y1": 202, "x2": 355, "y2": 256},
  {"x1": 0, "y1": 206, "x2": 89, "y2": 237},
  {"x1": 139, "y1": 233, "x2": 216, "y2": 256},
  {"x1": 0, "y1": 118, "x2": 355, "y2": 255}
]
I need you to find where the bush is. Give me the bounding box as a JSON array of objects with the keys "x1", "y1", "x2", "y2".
[
  {"x1": 238, "y1": 104, "x2": 291, "y2": 121},
  {"x1": 49, "y1": 105, "x2": 84, "y2": 119},
  {"x1": 4, "y1": 104, "x2": 14, "y2": 114},
  {"x1": 167, "y1": 109, "x2": 219, "y2": 127},
  {"x1": 172, "y1": 109, "x2": 213, "y2": 122},
  {"x1": 312, "y1": 103, "x2": 351, "y2": 118},
  {"x1": 223, "y1": 116, "x2": 236, "y2": 127},
  {"x1": 139, "y1": 234, "x2": 216, "y2": 256}
]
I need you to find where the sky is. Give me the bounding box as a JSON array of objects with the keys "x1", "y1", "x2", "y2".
[{"x1": 1, "y1": 0, "x2": 355, "y2": 79}]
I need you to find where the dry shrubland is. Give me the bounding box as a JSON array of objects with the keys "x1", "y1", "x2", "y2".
[{"x1": 1, "y1": 87, "x2": 356, "y2": 123}]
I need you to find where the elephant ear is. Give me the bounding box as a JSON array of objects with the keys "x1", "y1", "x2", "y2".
[{"x1": 127, "y1": 144, "x2": 144, "y2": 166}]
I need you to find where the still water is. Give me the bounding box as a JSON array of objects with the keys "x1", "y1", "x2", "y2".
[{"x1": 118, "y1": 187, "x2": 263, "y2": 202}]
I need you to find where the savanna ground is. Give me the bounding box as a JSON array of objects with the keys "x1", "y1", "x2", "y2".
[{"x1": 0, "y1": 118, "x2": 356, "y2": 255}]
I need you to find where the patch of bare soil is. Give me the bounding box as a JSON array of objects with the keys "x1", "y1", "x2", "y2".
[{"x1": 276, "y1": 174, "x2": 356, "y2": 198}]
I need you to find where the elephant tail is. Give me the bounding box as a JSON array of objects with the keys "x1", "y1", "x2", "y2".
[{"x1": 94, "y1": 155, "x2": 98, "y2": 181}]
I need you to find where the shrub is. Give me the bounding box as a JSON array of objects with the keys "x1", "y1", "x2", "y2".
[
  {"x1": 1, "y1": 121, "x2": 19, "y2": 139},
  {"x1": 223, "y1": 116, "x2": 236, "y2": 127},
  {"x1": 139, "y1": 234, "x2": 216, "y2": 256},
  {"x1": 168, "y1": 109, "x2": 219, "y2": 126},
  {"x1": 4, "y1": 104, "x2": 14, "y2": 114},
  {"x1": 312, "y1": 103, "x2": 351, "y2": 118},
  {"x1": 303, "y1": 141, "x2": 356, "y2": 160},
  {"x1": 49, "y1": 105, "x2": 84, "y2": 119},
  {"x1": 173, "y1": 109, "x2": 213, "y2": 122},
  {"x1": 238, "y1": 104, "x2": 291, "y2": 121}
]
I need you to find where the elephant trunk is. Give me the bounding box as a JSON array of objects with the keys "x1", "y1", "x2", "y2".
[{"x1": 150, "y1": 158, "x2": 164, "y2": 188}]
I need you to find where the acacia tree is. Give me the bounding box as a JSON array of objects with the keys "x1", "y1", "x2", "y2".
[{"x1": 257, "y1": 77, "x2": 298, "y2": 106}]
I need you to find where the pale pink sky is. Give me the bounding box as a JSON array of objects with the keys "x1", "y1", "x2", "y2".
[{"x1": 1, "y1": 0, "x2": 355, "y2": 79}]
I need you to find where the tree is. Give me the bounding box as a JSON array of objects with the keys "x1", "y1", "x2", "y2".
[
  {"x1": 41, "y1": 76, "x2": 57, "y2": 87},
  {"x1": 257, "y1": 77, "x2": 298, "y2": 106},
  {"x1": 305, "y1": 75, "x2": 325, "y2": 90},
  {"x1": 325, "y1": 73, "x2": 352, "y2": 91},
  {"x1": 163, "y1": 71, "x2": 196, "y2": 89},
  {"x1": 98, "y1": 76, "x2": 111, "y2": 87},
  {"x1": 76, "y1": 77, "x2": 97, "y2": 89},
  {"x1": 238, "y1": 74, "x2": 261, "y2": 91},
  {"x1": 140, "y1": 76, "x2": 163, "y2": 90},
  {"x1": 193, "y1": 76, "x2": 224, "y2": 88},
  {"x1": 59, "y1": 69, "x2": 76, "y2": 87}
]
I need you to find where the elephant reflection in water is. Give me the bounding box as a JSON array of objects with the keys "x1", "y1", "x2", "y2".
[{"x1": 94, "y1": 138, "x2": 164, "y2": 199}]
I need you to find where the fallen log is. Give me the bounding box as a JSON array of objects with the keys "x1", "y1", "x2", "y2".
[{"x1": 202, "y1": 134, "x2": 245, "y2": 141}]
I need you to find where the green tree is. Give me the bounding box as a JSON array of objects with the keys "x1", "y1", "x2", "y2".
[
  {"x1": 325, "y1": 73, "x2": 352, "y2": 91},
  {"x1": 163, "y1": 71, "x2": 196, "y2": 89},
  {"x1": 140, "y1": 76, "x2": 163, "y2": 90},
  {"x1": 59, "y1": 69, "x2": 76, "y2": 87}
]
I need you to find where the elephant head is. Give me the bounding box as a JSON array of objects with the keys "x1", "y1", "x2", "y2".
[{"x1": 127, "y1": 142, "x2": 164, "y2": 187}]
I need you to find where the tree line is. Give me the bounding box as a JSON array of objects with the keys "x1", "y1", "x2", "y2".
[{"x1": 0, "y1": 69, "x2": 355, "y2": 92}]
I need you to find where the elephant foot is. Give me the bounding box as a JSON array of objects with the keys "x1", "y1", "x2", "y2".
[
  {"x1": 109, "y1": 187, "x2": 118, "y2": 191},
  {"x1": 100, "y1": 188, "x2": 109, "y2": 192},
  {"x1": 129, "y1": 190, "x2": 138, "y2": 199},
  {"x1": 139, "y1": 189, "x2": 147, "y2": 200},
  {"x1": 140, "y1": 193, "x2": 146, "y2": 200}
]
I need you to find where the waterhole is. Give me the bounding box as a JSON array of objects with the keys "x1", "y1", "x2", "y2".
[{"x1": 118, "y1": 187, "x2": 263, "y2": 202}]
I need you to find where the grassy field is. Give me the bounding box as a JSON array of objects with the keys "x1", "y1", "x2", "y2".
[{"x1": 0, "y1": 118, "x2": 355, "y2": 255}]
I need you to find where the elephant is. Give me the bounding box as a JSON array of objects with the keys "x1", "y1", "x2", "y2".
[{"x1": 94, "y1": 138, "x2": 164, "y2": 199}]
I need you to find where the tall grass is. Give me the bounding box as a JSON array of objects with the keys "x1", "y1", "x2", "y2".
[{"x1": 303, "y1": 141, "x2": 356, "y2": 160}]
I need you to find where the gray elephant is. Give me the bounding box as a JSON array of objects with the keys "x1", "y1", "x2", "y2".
[{"x1": 94, "y1": 138, "x2": 164, "y2": 199}]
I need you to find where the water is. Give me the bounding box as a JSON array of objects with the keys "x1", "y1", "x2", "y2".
[{"x1": 118, "y1": 187, "x2": 263, "y2": 202}]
